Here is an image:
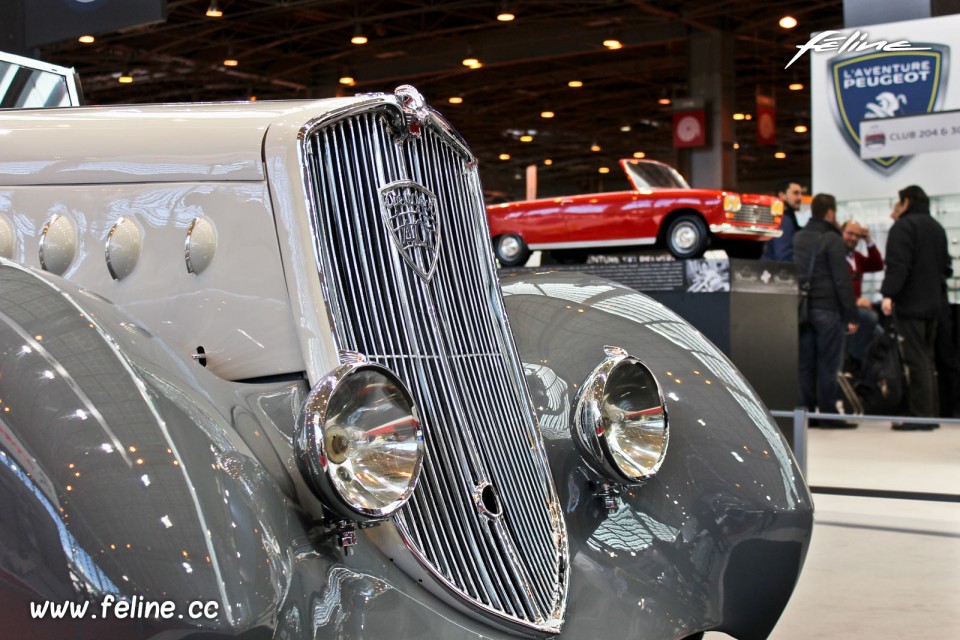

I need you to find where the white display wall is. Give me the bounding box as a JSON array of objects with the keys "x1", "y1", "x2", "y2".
[{"x1": 810, "y1": 14, "x2": 960, "y2": 300}]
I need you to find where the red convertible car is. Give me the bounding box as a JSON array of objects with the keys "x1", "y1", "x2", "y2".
[{"x1": 487, "y1": 159, "x2": 784, "y2": 265}]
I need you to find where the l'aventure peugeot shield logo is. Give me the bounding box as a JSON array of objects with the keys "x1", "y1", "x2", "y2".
[
  {"x1": 829, "y1": 45, "x2": 949, "y2": 173},
  {"x1": 379, "y1": 180, "x2": 441, "y2": 282}
]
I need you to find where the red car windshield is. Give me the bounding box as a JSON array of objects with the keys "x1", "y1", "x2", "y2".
[{"x1": 623, "y1": 160, "x2": 690, "y2": 190}]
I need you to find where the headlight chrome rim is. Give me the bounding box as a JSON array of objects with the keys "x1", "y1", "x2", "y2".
[
  {"x1": 295, "y1": 359, "x2": 425, "y2": 521},
  {"x1": 573, "y1": 346, "x2": 669, "y2": 484}
]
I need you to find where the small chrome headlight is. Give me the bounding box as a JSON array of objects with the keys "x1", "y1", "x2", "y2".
[
  {"x1": 295, "y1": 360, "x2": 425, "y2": 521},
  {"x1": 723, "y1": 193, "x2": 742, "y2": 213},
  {"x1": 573, "y1": 346, "x2": 668, "y2": 484}
]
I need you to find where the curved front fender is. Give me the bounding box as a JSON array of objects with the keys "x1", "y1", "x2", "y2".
[
  {"x1": 502, "y1": 270, "x2": 813, "y2": 640},
  {"x1": 0, "y1": 261, "x2": 323, "y2": 636}
]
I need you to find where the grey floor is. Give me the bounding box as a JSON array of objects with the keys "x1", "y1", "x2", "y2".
[{"x1": 708, "y1": 421, "x2": 960, "y2": 639}]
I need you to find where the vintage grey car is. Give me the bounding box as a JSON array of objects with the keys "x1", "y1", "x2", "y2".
[{"x1": 0, "y1": 54, "x2": 812, "y2": 639}]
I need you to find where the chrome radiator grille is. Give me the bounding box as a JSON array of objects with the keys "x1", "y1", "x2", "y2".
[
  {"x1": 303, "y1": 101, "x2": 567, "y2": 633},
  {"x1": 733, "y1": 203, "x2": 775, "y2": 225}
]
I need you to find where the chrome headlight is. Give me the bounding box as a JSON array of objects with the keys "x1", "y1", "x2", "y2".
[
  {"x1": 295, "y1": 360, "x2": 425, "y2": 521},
  {"x1": 723, "y1": 193, "x2": 742, "y2": 213},
  {"x1": 573, "y1": 346, "x2": 668, "y2": 484}
]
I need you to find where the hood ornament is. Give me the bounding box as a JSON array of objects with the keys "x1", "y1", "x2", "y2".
[
  {"x1": 394, "y1": 85, "x2": 429, "y2": 137},
  {"x1": 379, "y1": 180, "x2": 441, "y2": 282}
]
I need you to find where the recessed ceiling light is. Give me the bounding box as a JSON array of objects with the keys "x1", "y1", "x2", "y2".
[
  {"x1": 499, "y1": 153, "x2": 511, "y2": 160},
  {"x1": 351, "y1": 34, "x2": 368, "y2": 45},
  {"x1": 249, "y1": 96, "x2": 257, "y2": 102},
  {"x1": 78, "y1": 35, "x2": 95, "y2": 44},
  {"x1": 339, "y1": 75, "x2": 355, "y2": 86},
  {"x1": 520, "y1": 135, "x2": 533, "y2": 142},
  {"x1": 599, "y1": 167, "x2": 610, "y2": 174},
  {"x1": 775, "y1": 151, "x2": 787, "y2": 159},
  {"x1": 603, "y1": 39, "x2": 623, "y2": 50},
  {"x1": 794, "y1": 125, "x2": 809, "y2": 133},
  {"x1": 658, "y1": 97, "x2": 671, "y2": 105},
  {"x1": 779, "y1": 16, "x2": 797, "y2": 29},
  {"x1": 223, "y1": 58, "x2": 238, "y2": 67},
  {"x1": 469, "y1": 61, "x2": 483, "y2": 69},
  {"x1": 789, "y1": 83, "x2": 804, "y2": 91},
  {"x1": 541, "y1": 111, "x2": 555, "y2": 118},
  {"x1": 497, "y1": 11, "x2": 515, "y2": 21},
  {"x1": 568, "y1": 80, "x2": 583, "y2": 88},
  {"x1": 590, "y1": 143, "x2": 601, "y2": 152},
  {"x1": 118, "y1": 73, "x2": 134, "y2": 84},
  {"x1": 206, "y1": 1, "x2": 223, "y2": 18},
  {"x1": 448, "y1": 96, "x2": 463, "y2": 104},
  {"x1": 462, "y1": 57, "x2": 480, "y2": 67},
  {"x1": 744, "y1": 114, "x2": 753, "y2": 120},
  {"x1": 733, "y1": 113, "x2": 745, "y2": 121},
  {"x1": 633, "y1": 151, "x2": 646, "y2": 159},
  {"x1": 733, "y1": 143, "x2": 740, "y2": 150},
  {"x1": 544, "y1": 159, "x2": 553, "y2": 165},
  {"x1": 620, "y1": 124, "x2": 631, "y2": 132}
]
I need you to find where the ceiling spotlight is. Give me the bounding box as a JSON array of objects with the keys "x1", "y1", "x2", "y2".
[
  {"x1": 658, "y1": 97, "x2": 671, "y2": 105},
  {"x1": 541, "y1": 111, "x2": 555, "y2": 118},
  {"x1": 794, "y1": 124, "x2": 809, "y2": 133},
  {"x1": 520, "y1": 135, "x2": 533, "y2": 142},
  {"x1": 620, "y1": 124, "x2": 631, "y2": 132},
  {"x1": 223, "y1": 57, "x2": 238, "y2": 67},
  {"x1": 339, "y1": 75, "x2": 356, "y2": 86},
  {"x1": 633, "y1": 151, "x2": 646, "y2": 159},
  {"x1": 544, "y1": 159, "x2": 553, "y2": 166},
  {"x1": 351, "y1": 24, "x2": 368, "y2": 45},
  {"x1": 78, "y1": 35, "x2": 95, "y2": 44},
  {"x1": 469, "y1": 61, "x2": 483, "y2": 69},
  {"x1": 499, "y1": 153, "x2": 511, "y2": 160},
  {"x1": 603, "y1": 39, "x2": 623, "y2": 50},
  {"x1": 733, "y1": 143, "x2": 740, "y2": 150},
  {"x1": 118, "y1": 73, "x2": 134, "y2": 84},
  {"x1": 775, "y1": 151, "x2": 787, "y2": 159},
  {"x1": 745, "y1": 114, "x2": 753, "y2": 120},
  {"x1": 206, "y1": 1, "x2": 223, "y2": 18},
  {"x1": 462, "y1": 57, "x2": 480, "y2": 67},
  {"x1": 497, "y1": 8, "x2": 515, "y2": 21},
  {"x1": 590, "y1": 142, "x2": 601, "y2": 152},
  {"x1": 448, "y1": 96, "x2": 463, "y2": 104},
  {"x1": 733, "y1": 113, "x2": 745, "y2": 121},
  {"x1": 568, "y1": 80, "x2": 583, "y2": 88},
  {"x1": 789, "y1": 83, "x2": 804, "y2": 91},
  {"x1": 598, "y1": 167, "x2": 610, "y2": 174},
  {"x1": 779, "y1": 16, "x2": 797, "y2": 29}
]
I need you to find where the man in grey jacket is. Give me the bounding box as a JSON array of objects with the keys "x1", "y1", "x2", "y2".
[
  {"x1": 881, "y1": 185, "x2": 952, "y2": 427},
  {"x1": 794, "y1": 193, "x2": 859, "y2": 425}
]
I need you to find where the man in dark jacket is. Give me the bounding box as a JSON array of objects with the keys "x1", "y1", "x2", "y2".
[
  {"x1": 881, "y1": 185, "x2": 952, "y2": 426},
  {"x1": 762, "y1": 180, "x2": 803, "y2": 261},
  {"x1": 794, "y1": 193, "x2": 859, "y2": 424}
]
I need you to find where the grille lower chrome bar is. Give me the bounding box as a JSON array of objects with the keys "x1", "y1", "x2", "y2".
[{"x1": 301, "y1": 98, "x2": 567, "y2": 634}]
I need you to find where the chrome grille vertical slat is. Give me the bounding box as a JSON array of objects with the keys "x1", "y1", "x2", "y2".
[{"x1": 304, "y1": 100, "x2": 567, "y2": 634}]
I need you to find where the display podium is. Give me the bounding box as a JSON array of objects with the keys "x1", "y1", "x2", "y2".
[{"x1": 506, "y1": 256, "x2": 800, "y2": 444}]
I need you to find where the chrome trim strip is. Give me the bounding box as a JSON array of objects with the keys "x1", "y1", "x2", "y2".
[
  {"x1": 709, "y1": 223, "x2": 783, "y2": 238},
  {"x1": 529, "y1": 237, "x2": 657, "y2": 250}
]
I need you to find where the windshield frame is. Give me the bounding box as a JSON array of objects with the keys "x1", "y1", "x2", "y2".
[{"x1": 620, "y1": 159, "x2": 690, "y2": 191}]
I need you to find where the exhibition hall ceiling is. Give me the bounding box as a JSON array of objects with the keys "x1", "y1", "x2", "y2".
[{"x1": 38, "y1": 0, "x2": 844, "y2": 196}]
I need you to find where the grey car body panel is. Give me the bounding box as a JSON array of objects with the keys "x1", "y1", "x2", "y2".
[
  {"x1": 0, "y1": 260, "x2": 811, "y2": 639},
  {"x1": 502, "y1": 270, "x2": 812, "y2": 639}
]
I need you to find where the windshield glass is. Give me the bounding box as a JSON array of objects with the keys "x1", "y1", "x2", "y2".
[{"x1": 623, "y1": 160, "x2": 690, "y2": 190}]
